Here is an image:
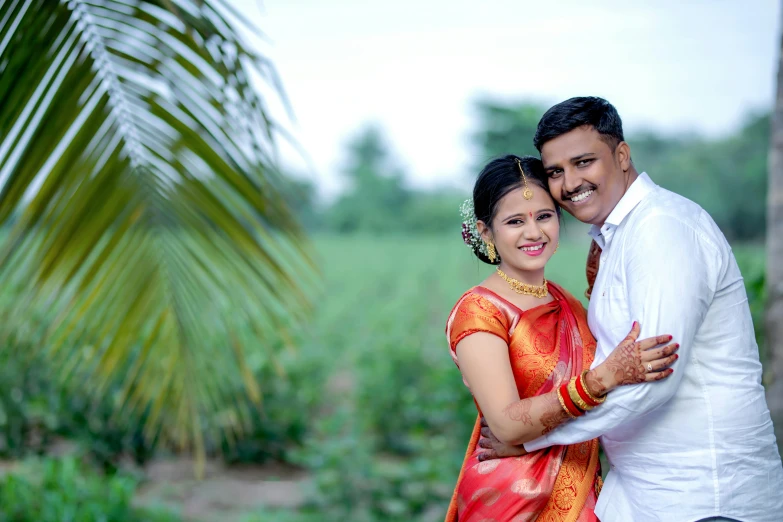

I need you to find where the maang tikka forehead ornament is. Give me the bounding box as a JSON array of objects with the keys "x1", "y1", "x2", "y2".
[{"x1": 516, "y1": 158, "x2": 534, "y2": 200}]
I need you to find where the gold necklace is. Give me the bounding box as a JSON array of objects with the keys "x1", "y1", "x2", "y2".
[{"x1": 496, "y1": 268, "x2": 549, "y2": 298}]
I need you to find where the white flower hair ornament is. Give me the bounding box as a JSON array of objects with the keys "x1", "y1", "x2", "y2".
[{"x1": 460, "y1": 198, "x2": 489, "y2": 257}]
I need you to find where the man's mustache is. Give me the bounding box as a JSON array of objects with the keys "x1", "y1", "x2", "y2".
[{"x1": 562, "y1": 183, "x2": 597, "y2": 200}]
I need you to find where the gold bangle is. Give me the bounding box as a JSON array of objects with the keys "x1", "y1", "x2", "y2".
[
  {"x1": 580, "y1": 370, "x2": 607, "y2": 404},
  {"x1": 567, "y1": 377, "x2": 594, "y2": 412},
  {"x1": 556, "y1": 387, "x2": 577, "y2": 419}
]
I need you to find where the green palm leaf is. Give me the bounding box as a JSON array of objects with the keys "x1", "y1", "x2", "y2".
[{"x1": 0, "y1": 0, "x2": 314, "y2": 474}]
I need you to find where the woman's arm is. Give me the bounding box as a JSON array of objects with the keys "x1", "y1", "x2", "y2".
[
  {"x1": 456, "y1": 322, "x2": 677, "y2": 446},
  {"x1": 456, "y1": 330, "x2": 572, "y2": 445}
]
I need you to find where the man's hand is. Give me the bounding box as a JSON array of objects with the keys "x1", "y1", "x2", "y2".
[{"x1": 477, "y1": 417, "x2": 528, "y2": 461}]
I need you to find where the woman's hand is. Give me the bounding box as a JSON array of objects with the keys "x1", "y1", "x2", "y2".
[
  {"x1": 477, "y1": 416, "x2": 528, "y2": 461},
  {"x1": 586, "y1": 322, "x2": 678, "y2": 397}
]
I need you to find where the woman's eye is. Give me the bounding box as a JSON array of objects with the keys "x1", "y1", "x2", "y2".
[
  {"x1": 508, "y1": 219, "x2": 524, "y2": 225},
  {"x1": 537, "y1": 213, "x2": 553, "y2": 221}
]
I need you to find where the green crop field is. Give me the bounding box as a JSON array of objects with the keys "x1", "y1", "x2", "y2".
[{"x1": 311, "y1": 234, "x2": 765, "y2": 363}]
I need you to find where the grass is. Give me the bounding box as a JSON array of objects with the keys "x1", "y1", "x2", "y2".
[
  {"x1": 311, "y1": 233, "x2": 766, "y2": 326},
  {"x1": 313, "y1": 233, "x2": 595, "y2": 327}
]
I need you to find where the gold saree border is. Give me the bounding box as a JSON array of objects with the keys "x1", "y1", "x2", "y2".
[{"x1": 537, "y1": 438, "x2": 600, "y2": 522}]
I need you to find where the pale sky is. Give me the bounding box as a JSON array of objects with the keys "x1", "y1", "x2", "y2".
[{"x1": 231, "y1": 0, "x2": 780, "y2": 199}]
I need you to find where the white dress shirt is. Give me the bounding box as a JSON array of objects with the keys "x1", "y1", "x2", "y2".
[{"x1": 524, "y1": 173, "x2": 783, "y2": 522}]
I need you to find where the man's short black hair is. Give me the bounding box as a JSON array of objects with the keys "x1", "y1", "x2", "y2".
[{"x1": 533, "y1": 96, "x2": 625, "y2": 152}]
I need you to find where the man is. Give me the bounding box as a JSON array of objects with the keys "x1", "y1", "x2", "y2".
[{"x1": 482, "y1": 97, "x2": 783, "y2": 521}]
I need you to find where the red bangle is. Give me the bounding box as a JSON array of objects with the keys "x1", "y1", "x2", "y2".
[
  {"x1": 559, "y1": 383, "x2": 583, "y2": 417},
  {"x1": 575, "y1": 373, "x2": 601, "y2": 407}
]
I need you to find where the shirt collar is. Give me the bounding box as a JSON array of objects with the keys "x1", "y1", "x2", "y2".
[{"x1": 588, "y1": 172, "x2": 656, "y2": 248}]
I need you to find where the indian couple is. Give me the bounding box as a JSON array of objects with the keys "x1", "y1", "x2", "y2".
[{"x1": 445, "y1": 97, "x2": 783, "y2": 522}]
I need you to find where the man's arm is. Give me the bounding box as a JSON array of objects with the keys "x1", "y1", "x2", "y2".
[
  {"x1": 524, "y1": 213, "x2": 721, "y2": 451},
  {"x1": 458, "y1": 321, "x2": 676, "y2": 446}
]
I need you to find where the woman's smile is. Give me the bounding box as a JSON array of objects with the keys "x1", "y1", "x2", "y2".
[{"x1": 519, "y1": 242, "x2": 547, "y2": 256}]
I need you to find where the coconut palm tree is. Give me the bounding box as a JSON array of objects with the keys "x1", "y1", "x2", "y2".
[
  {"x1": 0, "y1": 0, "x2": 312, "y2": 473},
  {"x1": 767, "y1": 6, "x2": 783, "y2": 444}
]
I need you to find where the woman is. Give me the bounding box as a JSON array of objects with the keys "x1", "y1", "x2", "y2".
[{"x1": 445, "y1": 155, "x2": 679, "y2": 522}]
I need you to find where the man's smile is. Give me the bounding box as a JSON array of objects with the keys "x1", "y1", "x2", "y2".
[{"x1": 568, "y1": 189, "x2": 595, "y2": 205}]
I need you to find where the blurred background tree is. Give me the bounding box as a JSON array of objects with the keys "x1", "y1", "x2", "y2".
[
  {"x1": 314, "y1": 102, "x2": 769, "y2": 242},
  {"x1": 325, "y1": 125, "x2": 412, "y2": 233},
  {"x1": 631, "y1": 114, "x2": 769, "y2": 241},
  {"x1": 321, "y1": 125, "x2": 466, "y2": 235},
  {"x1": 470, "y1": 98, "x2": 546, "y2": 166}
]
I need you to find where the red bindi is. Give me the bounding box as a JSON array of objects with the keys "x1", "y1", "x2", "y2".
[{"x1": 529, "y1": 212, "x2": 533, "y2": 218}]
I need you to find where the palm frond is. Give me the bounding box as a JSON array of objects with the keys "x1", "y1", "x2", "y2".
[{"x1": 0, "y1": 0, "x2": 315, "y2": 474}]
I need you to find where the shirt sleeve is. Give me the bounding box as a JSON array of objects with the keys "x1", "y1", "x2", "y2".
[{"x1": 524, "y1": 212, "x2": 722, "y2": 451}]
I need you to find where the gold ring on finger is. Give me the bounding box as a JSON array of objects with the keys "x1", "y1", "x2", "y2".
[{"x1": 647, "y1": 363, "x2": 653, "y2": 372}]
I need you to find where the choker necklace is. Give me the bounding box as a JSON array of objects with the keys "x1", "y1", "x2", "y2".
[{"x1": 496, "y1": 268, "x2": 548, "y2": 298}]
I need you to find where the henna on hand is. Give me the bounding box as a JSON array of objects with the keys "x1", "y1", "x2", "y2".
[
  {"x1": 584, "y1": 369, "x2": 608, "y2": 397},
  {"x1": 605, "y1": 337, "x2": 646, "y2": 386},
  {"x1": 503, "y1": 399, "x2": 534, "y2": 426},
  {"x1": 540, "y1": 392, "x2": 569, "y2": 435},
  {"x1": 599, "y1": 323, "x2": 676, "y2": 389}
]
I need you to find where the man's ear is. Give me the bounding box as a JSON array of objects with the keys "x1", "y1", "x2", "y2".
[
  {"x1": 616, "y1": 141, "x2": 632, "y2": 172},
  {"x1": 477, "y1": 220, "x2": 492, "y2": 242}
]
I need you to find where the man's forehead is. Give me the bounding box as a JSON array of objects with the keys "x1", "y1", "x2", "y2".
[{"x1": 541, "y1": 127, "x2": 604, "y2": 164}]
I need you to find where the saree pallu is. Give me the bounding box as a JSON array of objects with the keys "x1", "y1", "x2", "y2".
[{"x1": 444, "y1": 283, "x2": 601, "y2": 522}]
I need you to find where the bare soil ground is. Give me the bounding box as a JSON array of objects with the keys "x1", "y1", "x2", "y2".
[{"x1": 134, "y1": 457, "x2": 310, "y2": 521}]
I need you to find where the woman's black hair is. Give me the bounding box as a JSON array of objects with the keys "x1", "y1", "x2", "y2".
[{"x1": 470, "y1": 154, "x2": 559, "y2": 265}]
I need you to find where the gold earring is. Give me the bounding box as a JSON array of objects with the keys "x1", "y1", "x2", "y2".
[{"x1": 487, "y1": 241, "x2": 497, "y2": 263}]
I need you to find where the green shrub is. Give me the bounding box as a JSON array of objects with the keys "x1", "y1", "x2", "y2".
[
  {"x1": 0, "y1": 307, "x2": 318, "y2": 470},
  {"x1": 0, "y1": 456, "x2": 179, "y2": 522},
  {"x1": 242, "y1": 509, "x2": 325, "y2": 522},
  {"x1": 733, "y1": 245, "x2": 768, "y2": 376},
  {"x1": 284, "y1": 236, "x2": 482, "y2": 521},
  {"x1": 217, "y1": 345, "x2": 326, "y2": 465},
  {"x1": 0, "y1": 335, "x2": 155, "y2": 472}
]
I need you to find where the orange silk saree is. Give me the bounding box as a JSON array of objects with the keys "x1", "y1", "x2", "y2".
[{"x1": 444, "y1": 282, "x2": 601, "y2": 522}]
